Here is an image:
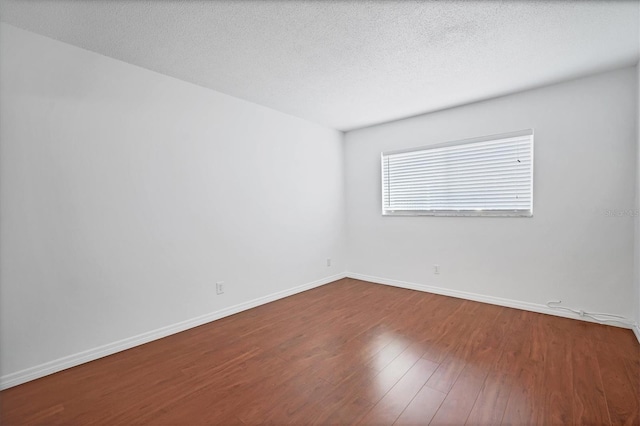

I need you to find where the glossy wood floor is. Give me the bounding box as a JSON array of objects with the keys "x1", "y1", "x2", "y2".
[{"x1": 1, "y1": 278, "x2": 639, "y2": 425}]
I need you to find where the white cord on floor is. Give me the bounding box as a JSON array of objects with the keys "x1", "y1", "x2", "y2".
[{"x1": 546, "y1": 300, "x2": 636, "y2": 327}]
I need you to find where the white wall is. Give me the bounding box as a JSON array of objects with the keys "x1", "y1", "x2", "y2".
[
  {"x1": 636, "y1": 62, "x2": 640, "y2": 334},
  {"x1": 0, "y1": 23, "x2": 346, "y2": 380},
  {"x1": 345, "y1": 67, "x2": 637, "y2": 320}
]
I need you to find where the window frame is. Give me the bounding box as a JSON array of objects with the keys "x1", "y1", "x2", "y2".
[{"x1": 381, "y1": 129, "x2": 534, "y2": 217}]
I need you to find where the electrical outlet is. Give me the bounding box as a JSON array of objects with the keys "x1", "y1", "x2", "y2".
[
  {"x1": 326, "y1": 258, "x2": 331, "y2": 267},
  {"x1": 216, "y1": 281, "x2": 224, "y2": 295},
  {"x1": 433, "y1": 265, "x2": 440, "y2": 275}
]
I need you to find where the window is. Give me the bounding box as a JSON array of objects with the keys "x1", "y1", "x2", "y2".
[{"x1": 381, "y1": 129, "x2": 533, "y2": 216}]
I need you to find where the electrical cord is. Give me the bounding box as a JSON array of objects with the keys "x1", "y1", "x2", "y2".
[{"x1": 546, "y1": 300, "x2": 636, "y2": 327}]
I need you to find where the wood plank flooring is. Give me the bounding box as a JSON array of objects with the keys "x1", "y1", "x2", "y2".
[{"x1": 1, "y1": 278, "x2": 638, "y2": 425}]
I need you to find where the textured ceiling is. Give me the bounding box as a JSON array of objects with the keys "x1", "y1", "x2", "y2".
[{"x1": 1, "y1": 1, "x2": 638, "y2": 131}]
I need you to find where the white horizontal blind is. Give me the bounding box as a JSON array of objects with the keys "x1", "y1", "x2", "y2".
[{"x1": 381, "y1": 130, "x2": 533, "y2": 216}]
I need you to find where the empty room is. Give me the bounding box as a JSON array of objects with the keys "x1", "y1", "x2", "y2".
[{"x1": 1, "y1": 0, "x2": 639, "y2": 425}]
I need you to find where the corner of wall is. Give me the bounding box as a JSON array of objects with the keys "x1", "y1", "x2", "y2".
[{"x1": 635, "y1": 60, "x2": 640, "y2": 342}]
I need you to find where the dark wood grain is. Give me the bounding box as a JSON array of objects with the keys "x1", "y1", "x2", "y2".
[
  {"x1": 465, "y1": 369, "x2": 512, "y2": 425},
  {"x1": 429, "y1": 363, "x2": 487, "y2": 425},
  {"x1": 0, "y1": 278, "x2": 637, "y2": 425},
  {"x1": 539, "y1": 315, "x2": 574, "y2": 425}
]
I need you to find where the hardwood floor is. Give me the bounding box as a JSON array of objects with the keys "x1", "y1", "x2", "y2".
[{"x1": 1, "y1": 278, "x2": 638, "y2": 425}]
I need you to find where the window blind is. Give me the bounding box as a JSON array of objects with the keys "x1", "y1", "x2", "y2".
[{"x1": 381, "y1": 130, "x2": 533, "y2": 216}]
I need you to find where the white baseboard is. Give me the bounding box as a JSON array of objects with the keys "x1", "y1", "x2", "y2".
[
  {"x1": 0, "y1": 273, "x2": 346, "y2": 390},
  {"x1": 3, "y1": 271, "x2": 636, "y2": 390},
  {"x1": 633, "y1": 324, "x2": 640, "y2": 345},
  {"x1": 346, "y1": 272, "x2": 638, "y2": 333}
]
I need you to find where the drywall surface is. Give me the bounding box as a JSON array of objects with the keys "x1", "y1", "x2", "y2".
[
  {"x1": 636, "y1": 62, "x2": 640, "y2": 333},
  {"x1": 0, "y1": 23, "x2": 346, "y2": 378},
  {"x1": 345, "y1": 67, "x2": 637, "y2": 320}
]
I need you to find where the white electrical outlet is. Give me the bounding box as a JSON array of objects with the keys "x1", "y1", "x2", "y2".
[
  {"x1": 216, "y1": 281, "x2": 224, "y2": 295},
  {"x1": 327, "y1": 258, "x2": 331, "y2": 267},
  {"x1": 434, "y1": 265, "x2": 440, "y2": 274}
]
